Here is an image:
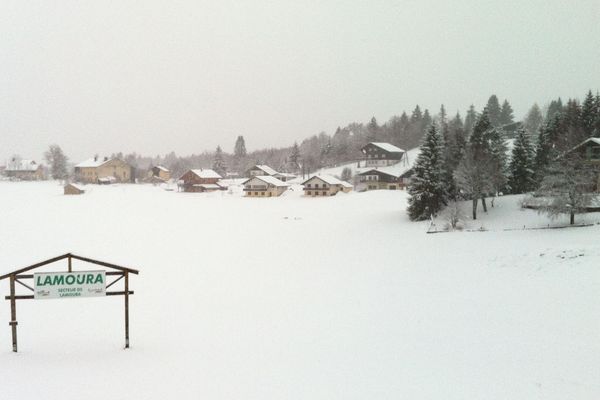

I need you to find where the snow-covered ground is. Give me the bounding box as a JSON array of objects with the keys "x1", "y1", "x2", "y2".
[{"x1": 0, "y1": 181, "x2": 599, "y2": 400}]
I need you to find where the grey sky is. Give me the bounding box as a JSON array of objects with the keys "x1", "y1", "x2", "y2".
[{"x1": 1, "y1": 0, "x2": 599, "y2": 163}]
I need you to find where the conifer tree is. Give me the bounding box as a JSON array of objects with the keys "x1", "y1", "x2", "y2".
[
  {"x1": 485, "y1": 127, "x2": 508, "y2": 204},
  {"x1": 499, "y1": 100, "x2": 515, "y2": 125},
  {"x1": 464, "y1": 105, "x2": 477, "y2": 137},
  {"x1": 407, "y1": 124, "x2": 446, "y2": 221},
  {"x1": 508, "y1": 128, "x2": 535, "y2": 193},
  {"x1": 523, "y1": 103, "x2": 543, "y2": 136},
  {"x1": 581, "y1": 90, "x2": 597, "y2": 137},
  {"x1": 485, "y1": 95, "x2": 502, "y2": 127},
  {"x1": 212, "y1": 145, "x2": 227, "y2": 177}
]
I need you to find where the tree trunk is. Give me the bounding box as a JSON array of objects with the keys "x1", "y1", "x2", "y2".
[
  {"x1": 472, "y1": 198, "x2": 478, "y2": 220},
  {"x1": 491, "y1": 195, "x2": 496, "y2": 208},
  {"x1": 481, "y1": 197, "x2": 488, "y2": 212},
  {"x1": 570, "y1": 212, "x2": 575, "y2": 225}
]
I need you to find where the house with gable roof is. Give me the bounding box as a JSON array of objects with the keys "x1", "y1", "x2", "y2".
[
  {"x1": 178, "y1": 169, "x2": 226, "y2": 192},
  {"x1": 74, "y1": 156, "x2": 133, "y2": 184},
  {"x1": 302, "y1": 175, "x2": 352, "y2": 197},
  {"x1": 361, "y1": 142, "x2": 405, "y2": 168},
  {"x1": 243, "y1": 175, "x2": 289, "y2": 197}
]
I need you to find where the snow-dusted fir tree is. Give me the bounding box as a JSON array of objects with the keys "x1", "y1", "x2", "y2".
[
  {"x1": 212, "y1": 145, "x2": 227, "y2": 177},
  {"x1": 508, "y1": 128, "x2": 535, "y2": 193},
  {"x1": 536, "y1": 151, "x2": 596, "y2": 225},
  {"x1": 407, "y1": 124, "x2": 446, "y2": 221},
  {"x1": 44, "y1": 144, "x2": 69, "y2": 180},
  {"x1": 454, "y1": 111, "x2": 493, "y2": 218},
  {"x1": 485, "y1": 127, "x2": 508, "y2": 205}
]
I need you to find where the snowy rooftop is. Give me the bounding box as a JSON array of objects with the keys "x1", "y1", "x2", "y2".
[
  {"x1": 303, "y1": 174, "x2": 351, "y2": 186},
  {"x1": 252, "y1": 165, "x2": 278, "y2": 176},
  {"x1": 5, "y1": 159, "x2": 39, "y2": 172},
  {"x1": 155, "y1": 165, "x2": 169, "y2": 172},
  {"x1": 365, "y1": 142, "x2": 405, "y2": 153},
  {"x1": 190, "y1": 169, "x2": 222, "y2": 179},
  {"x1": 245, "y1": 175, "x2": 289, "y2": 187},
  {"x1": 75, "y1": 158, "x2": 109, "y2": 168}
]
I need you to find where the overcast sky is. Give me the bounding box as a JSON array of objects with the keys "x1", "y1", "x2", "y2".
[{"x1": 1, "y1": 0, "x2": 599, "y2": 163}]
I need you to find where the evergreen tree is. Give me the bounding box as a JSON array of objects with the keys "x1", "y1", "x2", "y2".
[
  {"x1": 523, "y1": 103, "x2": 543, "y2": 136},
  {"x1": 44, "y1": 144, "x2": 69, "y2": 180},
  {"x1": 367, "y1": 117, "x2": 379, "y2": 142},
  {"x1": 486, "y1": 95, "x2": 502, "y2": 127},
  {"x1": 455, "y1": 111, "x2": 493, "y2": 218},
  {"x1": 407, "y1": 124, "x2": 446, "y2": 221},
  {"x1": 499, "y1": 100, "x2": 515, "y2": 125},
  {"x1": 508, "y1": 128, "x2": 535, "y2": 193},
  {"x1": 581, "y1": 90, "x2": 597, "y2": 137},
  {"x1": 546, "y1": 98, "x2": 563, "y2": 122},
  {"x1": 595, "y1": 92, "x2": 600, "y2": 137},
  {"x1": 464, "y1": 105, "x2": 477, "y2": 137},
  {"x1": 232, "y1": 136, "x2": 247, "y2": 173},
  {"x1": 212, "y1": 145, "x2": 227, "y2": 177},
  {"x1": 485, "y1": 127, "x2": 508, "y2": 203}
]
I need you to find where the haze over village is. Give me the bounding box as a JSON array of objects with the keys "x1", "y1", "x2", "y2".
[{"x1": 1, "y1": 2, "x2": 599, "y2": 400}]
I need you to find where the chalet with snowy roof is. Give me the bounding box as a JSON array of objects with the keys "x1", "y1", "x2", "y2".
[
  {"x1": 246, "y1": 164, "x2": 278, "y2": 178},
  {"x1": 302, "y1": 175, "x2": 352, "y2": 197},
  {"x1": 74, "y1": 157, "x2": 133, "y2": 184},
  {"x1": 147, "y1": 165, "x2": 171, "y2": 182},
  {"x1": 361, "y1": 142, "x2": 405, "y2": 168},
  {"x1": 243, "y1": 175, "x2": 289, "y2": 197},
  {"x1": 178, "y1": 169, "x2": 226, "y2": 192},
  {"x1": 64, "y1": 183, "x2": 85, "y2": 195},
  {"x1": 358, "y1": 169, "x2": 404, "y2": 190},
  {"x1": 4, "y1": 159, "x2": 44, "y2": 180}
]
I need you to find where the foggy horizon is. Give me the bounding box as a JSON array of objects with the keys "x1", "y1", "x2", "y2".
[{"x1": 2, "y1": 1, "x2": 599, "y2": 163}]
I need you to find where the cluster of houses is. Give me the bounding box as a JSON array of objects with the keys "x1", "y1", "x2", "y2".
[{"x1": 2, "y1": 142, "x2": 418, "y2": 196}]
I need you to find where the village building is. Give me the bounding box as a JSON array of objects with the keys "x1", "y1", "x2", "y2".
[
  {"x1": 74, "y1": 157, "x2": 133, "y2": 184},
  {"x1": 177, "y1": 169, "x2": 226, "y2": 192},
  {"x1": 302, "y1": 175, "x2": 352, "y2": 197},
  {"x1": 4, "y1": 159, "x2": 45, "y2": 180},
  {"x1": 361, "y1": 142, "x2": 405, "y2": 168},
  {"x1": 246, "y1": 164, "x2": 278, "y2": 178},
  {"x1": 273, "y1": 172, "x2": 296, "y2": 182},
  {"x1": 147, "y1": 165, "x2": 171, "y2": 182},
  {"x1": 243, "y1": 175, "x2": 289, "y2": 197},
  {"x1": 64, "y1": 183, "x2": 85, "y2": 195},
  {"x1": 357, "y1": 168, "x2": 414, "y2": 190}
]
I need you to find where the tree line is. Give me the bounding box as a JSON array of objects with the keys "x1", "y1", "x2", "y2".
[{"x1": 408, "y1": 90, "x2": 600, "y2": 225}]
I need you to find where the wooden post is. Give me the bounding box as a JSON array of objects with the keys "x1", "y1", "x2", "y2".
[
  {"x1": 68, "y1": 255, "x2": 72, "y2": 272},
  {"x1": 124, "y1": 271, "x2": 129, "y2": 349},
  {"x1": 9, "y1": 275, "x2": 18, "y2": 352}
]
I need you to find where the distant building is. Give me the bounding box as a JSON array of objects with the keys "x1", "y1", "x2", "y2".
[
  {"x1": 147, "y1": 165, "x2": 171, "y2": 182},
  {"x1": 243, "y1": 175, "x2": 289, "y2": 197},
  {"x1": 302, "y1": 175, "x2": 352, "y2": 197},
  {"x1": 178, "y1": 169, "x2": 226, "y2": 192},
  {"x1": 64, "y1": 183, "x2": 85, "y2": 195},
  {"x1": 361, "y1": 142, "x2": 405, "y2": 168},
  {"x1": 246, "y1": 164, "x2": 278, "y2": 178},
  {"x1": 273, "y1": 172, "x2": 296, "y2": 182},
  {"x1": 357, "y1": 168, "x2": 413, "y2": 190},
  {"x1": 74, "y1": 157, "x2": 133, "y2": 184},
  {"x1": 4, "y1": 159, "x2": 45, "y2": 180}
]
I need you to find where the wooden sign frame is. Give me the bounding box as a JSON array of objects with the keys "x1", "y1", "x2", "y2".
[{"x1": 0, "y1": 253, "x2": 139, "y2": 352}]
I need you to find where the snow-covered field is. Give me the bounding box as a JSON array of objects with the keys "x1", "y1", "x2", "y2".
[{"x1": 0, "y1": 181, "x2": 599, "y2": 399}]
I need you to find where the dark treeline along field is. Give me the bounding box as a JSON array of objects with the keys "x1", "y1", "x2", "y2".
[
  {"x1": 42, "y1": 90, "x2": 598, "y2": 186},
  {"x1": 406, "y1": 89, "x2": 600, "y2": 225}
]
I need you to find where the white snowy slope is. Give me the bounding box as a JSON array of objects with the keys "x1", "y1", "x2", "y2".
[{"x1": 0, "y1": 181, "x2": 599, "y2": 400}]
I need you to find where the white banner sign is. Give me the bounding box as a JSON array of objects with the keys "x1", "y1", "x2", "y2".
[{"x1": 34, "y1": 271, "x2": 106, "y2": 299}]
